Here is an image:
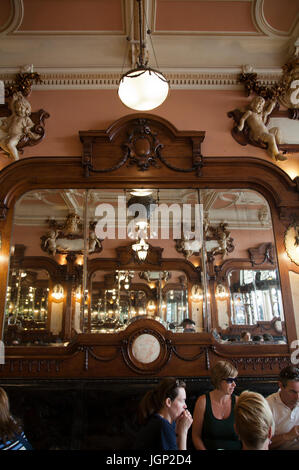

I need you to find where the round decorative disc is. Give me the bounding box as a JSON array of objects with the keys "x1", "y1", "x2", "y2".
[{"x1": 131, "y1": 333, "x2": 161, "y2": 364}]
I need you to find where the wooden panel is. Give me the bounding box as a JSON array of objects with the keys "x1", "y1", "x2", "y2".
[{"x1": 0, "y1": 113, "x2": 297, "y2": 380}]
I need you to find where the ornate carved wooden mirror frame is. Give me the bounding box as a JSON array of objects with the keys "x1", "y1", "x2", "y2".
[{"x1": 0, "y1": 113, "x2": 298, "y2": 378}]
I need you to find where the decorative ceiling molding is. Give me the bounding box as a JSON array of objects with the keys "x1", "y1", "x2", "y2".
[
  {"x1": 0, "y1": 0, "x2": 23, "y2": 35},
  {"x1": 0, "y1": 69, "x2": 283, "y2": 91},
  {"x1": 0, "y1": 0, "x2": 297, "y2": 90},
  {"x1": 253, "y1": 0, "x2": 299, "y2": 38}
]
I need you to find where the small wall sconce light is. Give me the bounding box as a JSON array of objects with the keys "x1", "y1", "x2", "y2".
[
  {"x1": 285, "y1": 220, "x2": 299, "y2": 266},
  {"x1": 51, "y1": 284, "x2": 64, "y2": 301},
  {"x1": 215, "y1": 283, "x2": 229, "y2": 300},
  {"x1": 147, "y1": 300, "x2": 156, "y2": 314},
  {"x1": 74, "y1": 285, "x2": 82, "y2": 301},
  {"x1": 190, "y1": 284, "x2": 203, "y2": 302}
]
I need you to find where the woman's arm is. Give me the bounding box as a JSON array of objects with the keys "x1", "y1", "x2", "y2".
[{"x1": 192, "y1": 395, "x2": 207, "y2": 450}]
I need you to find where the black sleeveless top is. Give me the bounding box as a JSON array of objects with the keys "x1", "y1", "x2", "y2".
[{"x1": 202, "y1": 393, "x2": 242, "y2": 450}]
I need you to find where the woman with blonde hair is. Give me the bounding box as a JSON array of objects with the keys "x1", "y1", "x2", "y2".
[
  {"x1": 0, "y1": 387, "x2": 32, "y2": 450},
  {"x1": 192, "y1": 360, "x2": 241, "y2": 450},
  {"x1": 235, "y1": 390, "x2": 274, "y2": 450}
]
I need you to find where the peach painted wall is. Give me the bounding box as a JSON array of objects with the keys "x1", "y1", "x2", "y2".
[
  {"x1": 156, "y1": 0, "x2": 256, "y2": 32},
  {"x1": 20, "y1": 0, "x2": 123, "y2": 31},
  {"x1": 1, "y1": 88, "x2": 298, "y2": 178}
]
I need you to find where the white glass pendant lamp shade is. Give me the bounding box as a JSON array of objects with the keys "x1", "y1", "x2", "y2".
[
  {"x1": 118, "y1": 67, "x2": 169, "y2": 111},
  {"x1": 118, "y1": 0, "x2": 169, "y2": 111}
]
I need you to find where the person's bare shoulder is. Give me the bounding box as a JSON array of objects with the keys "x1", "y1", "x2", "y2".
[{"x1": 195, "y1": 393, "x2": 207, "y2": 411}]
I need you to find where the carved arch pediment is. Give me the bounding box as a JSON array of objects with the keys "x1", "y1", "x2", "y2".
[{"x1": 79, "y1": 114, "x2": 205, "y2": 177}]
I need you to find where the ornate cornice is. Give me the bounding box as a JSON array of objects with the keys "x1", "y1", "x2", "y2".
[{"x1": 0, "y1": 70, "x2": 283, "y2": 90}]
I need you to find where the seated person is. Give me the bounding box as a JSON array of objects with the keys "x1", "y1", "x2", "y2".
[
  {"x1": 252, "y1": 335, "x2": 264, "y2": 342},
  {"x1": 135, "y1": 378, "x2": 193, "y2": 450},
  {"x1": 263, "y1": 333, "x2": 273, "y2": 342},
  {"x1": 0, "y1": 387, "x2": 33, "y2": 450},
  {"x1": 192, "y1": 360, "x2": 242, "y2": 450},
  {"x1": 180, "y1": 318, "x2": 196, "y2": 332},
  {"x1": 267, "y1": 365, "x2": 299, "y2": 450},
  {"x1": 234, "y1": 390, "x2": 274, "y2": 450},
  {"x1": 240, "y1": 331, "x2": 251, "y2": 342}
]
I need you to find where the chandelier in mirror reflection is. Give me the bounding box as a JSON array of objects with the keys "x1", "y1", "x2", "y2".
[{"x1": 94, "y1": 196, "x2": 203, "y2": 243}]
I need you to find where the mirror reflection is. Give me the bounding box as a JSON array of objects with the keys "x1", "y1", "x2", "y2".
[
  {"x1": 229, "y1": 269, "x2": 283, "y2": 325},
  {"x1": 87, "y1": 270, "x2": 189, "y2": 333},
  {"x1": 3, "y1": 187, "x2": 286, "y2": 345}
]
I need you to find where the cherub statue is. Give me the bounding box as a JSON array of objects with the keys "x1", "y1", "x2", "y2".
[
  {"x1": 208, "y1": 222, "x2": 234, "y2": 259},
  {"x1": 89, "y1": 229, "x2": 102, "y2": 253},
  {"x1": 237, "y1": 95, "x2": 287, "y2": 161},
  {"x1": 44, "y1": 229, "x2": 59, "y2": 256},
  {"x1": 0, "y1": 92, "x2": 40, "y2": 160}
]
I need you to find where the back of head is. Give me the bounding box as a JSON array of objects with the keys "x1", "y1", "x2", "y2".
[
  {"x1": 138, "y1": 378, "x2": 186, "y2": 425},
  {"x1": 235, "y1": 391, "x2": 274, "y2": 450}
]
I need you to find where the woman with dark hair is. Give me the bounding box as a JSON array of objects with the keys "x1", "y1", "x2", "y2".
[
  {"x1": 135, "y1": 378, "x2": 193, "y2": 450},
  {"x1": 192, "y1": 360, "x2": 242, "y2": 450},
  {"x1": 0, "y1": 387, "x2": 32, "y2": 450}
]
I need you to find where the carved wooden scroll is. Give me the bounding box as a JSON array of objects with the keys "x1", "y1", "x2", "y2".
[{"x1": 79, "y1": 114, "x2": 205, "y2": 177}]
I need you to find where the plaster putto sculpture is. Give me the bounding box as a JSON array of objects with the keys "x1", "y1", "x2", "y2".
[
  {"x1": 0, "y1": 92, "x2": 40, "y2": 160},
  {"x1": 237, "y1": 96, "x2": 287, "y2": 161},
  {"x1": 41, "y1": 213, "x2": 103, "y2": 256}
]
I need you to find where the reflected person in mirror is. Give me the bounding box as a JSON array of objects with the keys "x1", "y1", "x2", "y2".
[
  {"x1": 240, "y1": 331, "x2": 251, "y2": 342},
  {"x1": 181, "y1": 318, "x2": 196, "y2": 332}
]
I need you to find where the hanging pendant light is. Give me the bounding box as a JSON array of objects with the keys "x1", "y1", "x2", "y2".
[
  {"x1": 118, "y1": 0, "x2": 169, "y2": 111},
  {"x1": 132, "y1": 237, "x2": 149, "y2": 261}
]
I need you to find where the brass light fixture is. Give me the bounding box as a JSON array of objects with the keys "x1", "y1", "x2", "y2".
[
  {"x1": 51, "y1": 284, "x2": 64, "y2": 301},
  {"x1": 118, "y1": 0, "x2": 169, "y2": 111}
]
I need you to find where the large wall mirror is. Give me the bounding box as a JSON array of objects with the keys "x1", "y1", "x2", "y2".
[{"x1": 3, "y1": 187, "x2": 286, "y2": 346}]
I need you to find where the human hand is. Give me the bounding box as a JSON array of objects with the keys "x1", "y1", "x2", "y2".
[
  {"x1": 176, "y1": 409, "x2": 193, "y2": 435},
  {"x1": 285, "y1": 425, "x2": 299, "y2": 441}
]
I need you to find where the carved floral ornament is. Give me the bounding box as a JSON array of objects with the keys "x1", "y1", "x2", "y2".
[
  {"x1": 228, "y1": 49, "x2": 299, "y2": 162},
  {"x1": 0, "y1": 66, "x2": 49, "y2": 162},
  {"x1": 80, "y1": 116, "x2": 205, "y2": 177}
]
